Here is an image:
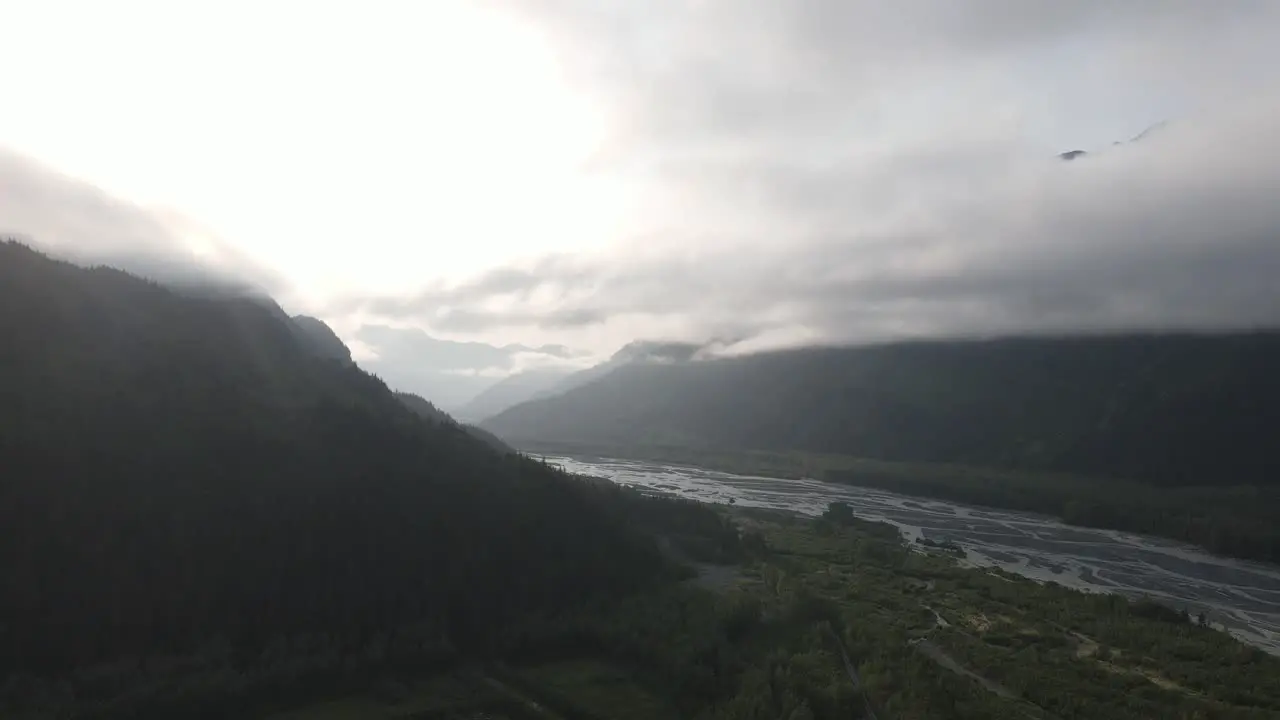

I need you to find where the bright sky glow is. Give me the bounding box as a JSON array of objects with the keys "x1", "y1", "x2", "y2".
[
  {"x1": 5, "y1": 0, "x2": 1280, "y2": 393},
  {"x1": 1, "y1": 0, "x2": 627, "y2": 306}
]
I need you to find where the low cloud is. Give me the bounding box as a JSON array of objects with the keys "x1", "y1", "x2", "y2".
[
  {"x1": 351, "y1": 111, "x2": 1280, "y2": 348},
  {"x1": 351, "y1": 323, "x2": 590, "y2": 408},
  {"x1": 0, "y1": 148, "x2": 284, "y2": 296},
  {"x1": 345, "y1": 1, "x2": 1280, "y2": 352},
  {"x1": 11, "y1": 2, "x2": 1280, "y2": 361}
]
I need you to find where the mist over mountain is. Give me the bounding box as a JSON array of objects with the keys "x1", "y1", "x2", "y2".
[
  {"x1": 394, "y1": 390, "x2": 515, "y2": 453},
  {"x1": 290, "y1": 314, "x2": 354, "y2": 363},
  {"x1": 483, "y1": 332, "x2": 1280, "y2": 488},
  {"x1": 352, "y1": 324, "x2": 585, "y2": 410},
  {"x1": 7, "y1": 1, "x2": 1280, "y2": 714},
  {"x1": 452, "y1": 367, "x2": 573, "y2": 422},
  {"x1": 0, "y1": 241, "x2": 673, "y2": 687},
  {"x1": 272, "y1": 312, "x2": 517, "y2": 449}
]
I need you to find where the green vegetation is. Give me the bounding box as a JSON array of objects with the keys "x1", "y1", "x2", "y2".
[
  {"x1": 254, "y1": 504, "x2": 1280, "y2": 719},
  {"x1": 0, "y1": 243, "x2": 687, "y2": 717},
  {"x1": 514, "y1": 661, "x2": 675, "y2": 720},
  {"x1": 262, "y1": 673, "x2": 520, "y2": 719},
  {"x1": 5, "y1": 241, "x2": 1279, "y2": 718},
  {"x1": 395, "y1": 390, "x2": 516, "y2": 454},
  {"x1": 504, "y1": 504, "x2": 1280, "y2": 719}
]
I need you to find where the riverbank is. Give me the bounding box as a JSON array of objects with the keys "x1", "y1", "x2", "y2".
[
  {"x1": 546, "y1": 453, "x2": 1280, "y2": 655},
  {"x1": 522, "y1": 440, "x2": 1280, "y2": 565}
]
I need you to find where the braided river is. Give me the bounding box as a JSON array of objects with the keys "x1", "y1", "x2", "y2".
[{"x1": 550, "y1": 455, "x2": 1280, "y2": 655}]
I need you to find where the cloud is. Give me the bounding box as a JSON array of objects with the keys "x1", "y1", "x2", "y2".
[
  {"x1": 492, "y1": 1, "x2": 1277, "y2": 156},
  {"x1": 10, "y1": 3, "x2": 1280, "y2": 360},
  {"x1": 343, "y1": 1, "x2": 1280, "y2": 352},
  {"x1": 0, "y1": 148, "x2": 285, "y2": 295},
  {"x1": 350, "y1": 323, "x2": 591, "y2": 408}
]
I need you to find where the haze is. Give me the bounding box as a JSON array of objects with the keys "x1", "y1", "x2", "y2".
[{"x1": 4, "y1": 0, "x2": 1280, "y2": 395}]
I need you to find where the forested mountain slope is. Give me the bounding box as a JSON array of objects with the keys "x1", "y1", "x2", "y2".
[
  {"x1": 451, "y1": 368, "x2": 571, "y2": 422},
  {"x1": 0, "y1": 242, "x2": 673, "y2": 680},
  {"x1": 289, "y1": 313, "x2": 354, "y2": 363},
  {"x1": 395, "y1": 390, "x2": 515, "y2": 453},
  {"x1": 4, "y1": 242, "x2": 1278, "y2": 720},
  {"x1": 483, "y1": 334, "x2": 1280, "y2": 488}
]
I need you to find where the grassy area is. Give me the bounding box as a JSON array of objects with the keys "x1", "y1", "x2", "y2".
[
  {"x1": 736, "y1": 508, "x2": 1280, "y2": 718},
  {"x1": 262, "y1": 672, "x2": 537, "y2": 720},
  {"x1": 516, "y1": 661, "x2": 675, "y2": 720}
]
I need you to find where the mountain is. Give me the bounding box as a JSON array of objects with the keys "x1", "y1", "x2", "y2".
[
  {"x1": 283, "y1": 315, "x2": 514, "y2": 450},
  {"x1": 538, "y1": 340, "x2": 704, "y2": 400},
  {"x1": 483, "y1": 334, "x2": 1280, "y2": 487},
  {"x1": 0, "y1": 242, "x2": 675, "y2": 684},
  {"x1": 452, "y1": 367, "x2": 574, "y2": 422},
  {"x1": 6, "y1": 242, "x2": 1278, "y2": 718},
  {"x1": 353, "y1": 325, "x2": 583, "y2": 410},
  {"x1": 481, "y1": 334, "x2": 1280, "y2": 560},
  {"x1": 448, "y1": 340, "x2": 704, "y2": 424},
  {"x1": 395, "y1": 390, "x2": 515, "y2": 453},
  {"x1": 290, "y1": 314, "x2": 354, "y2": 363}
]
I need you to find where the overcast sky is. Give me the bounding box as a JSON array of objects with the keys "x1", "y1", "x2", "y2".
[{"x1": 4, "y1": 0, "x2": 1280, "y2": 373}]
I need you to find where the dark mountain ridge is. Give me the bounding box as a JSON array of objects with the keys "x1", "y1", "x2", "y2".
[
  {"x1": 452, "y1": 367, "x2": 573, "y2": 422},
  {"x1": 0, "y1": 241, "x2": 672, "y2": 682},
  {"x1": 534, "y1": 339, "x2": 706, "y2": 401},
  {"x1": 395, "y1": 390, "x2": 515, "y2": 453},
  {"x1": 483, "y1": 331, "x2": 1280, "y2": 488},
  {"x1": 284, "y1": 313, "x2": 514, "y2": 448},
  {"x1": 290, "y1": 313, "x2": 354, "y2": 363}
]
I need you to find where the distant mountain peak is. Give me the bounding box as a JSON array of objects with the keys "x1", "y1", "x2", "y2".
[{"x1": 610, "y1": 340, "x2": 702, "y2": 364}]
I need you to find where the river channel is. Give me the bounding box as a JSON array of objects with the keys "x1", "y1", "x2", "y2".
[{"x1": 549, "y1": 455, "x2": 1280, "y2": 655}]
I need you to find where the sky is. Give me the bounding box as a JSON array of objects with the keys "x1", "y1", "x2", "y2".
[{"x1": 4, "y1": 1, "x2": 1280, "y2": 389}]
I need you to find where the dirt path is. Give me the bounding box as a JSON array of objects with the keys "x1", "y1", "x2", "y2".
[
  {"x1": 829, "y1": 631, "x2": 879, "y2": 720},
  {"x1": 909, "y1": 638, "x2": 1015, "y2": 699}
]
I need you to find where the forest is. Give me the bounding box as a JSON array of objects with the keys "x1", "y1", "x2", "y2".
[
  {"x1": 0, "y1": 243, "x2": 679, "y2": 692},
  {"x1": 4, "y1": 241, "x2": 1279, "y2": 718},
  {"x1": 9, "y1": 500, "x2": 1280, "y2": 719}
]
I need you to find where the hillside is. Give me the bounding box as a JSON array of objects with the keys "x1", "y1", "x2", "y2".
[
  {"x1": 285, "y1": 313, "x2": 516, "y2": 451},
  {"x1": 539, "y1": 339, "x2": 706, "y2": 400},
  {"x1": 452, "y1": 367, "x2": 571, "y2": 422},
  {"x1": 481, "y1": 335, "x2": 1280, "y2": 560},
  {"x1": 5, "y1": 242, "x2": 1278, "y2": 719},
  {"x1": 0, "y1": 242, "x2": 676, "y2": 688},
  {"x1": 483, "y1": 334, "x2": 1280, "y2": 487},
  {"x1": 395, "y1": 390, "x2": 515, "y2": 453},
  {"x1": 290, "y1": 314, "x2": 354, "y2": 363}
]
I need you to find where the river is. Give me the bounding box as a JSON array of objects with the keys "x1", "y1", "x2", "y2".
[{"x1": 548, "y1": 455, "x2": 1280, "y2": 655}]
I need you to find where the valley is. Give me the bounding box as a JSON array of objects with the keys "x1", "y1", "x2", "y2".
[
  {"x1": 547, "y1": 455, "x2": 1280, "y2": 656},
  {"x1": 8, "y1": 4, "x2": 1280, "y2": 716},
  {"x1": 4, "y1": 243, "x2": 1280, "y2": 718}
]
